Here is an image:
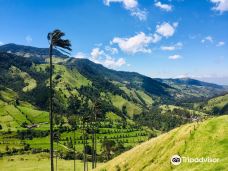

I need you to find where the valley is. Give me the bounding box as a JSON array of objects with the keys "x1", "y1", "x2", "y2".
[{"x1": 0, "y1": 44, "x2": 227, "y2": 171}]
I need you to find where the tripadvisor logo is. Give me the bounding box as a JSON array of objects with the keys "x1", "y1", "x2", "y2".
[
  {"x1": 171, "y1": 155, "x2": 182, "y2": 165},
  {"x1": 171, "y1": 155, "x2": 220, "y2": 165}
]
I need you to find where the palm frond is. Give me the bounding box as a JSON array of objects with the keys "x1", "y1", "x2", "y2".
[
  {"x1": 47, "y1": 29, "x2": 72, "y2": 52},
  {"x1": 54, "y1": 39, "x2": 72, "y2": 51}
]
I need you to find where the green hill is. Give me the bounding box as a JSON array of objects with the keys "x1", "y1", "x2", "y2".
[
  {"x1": 201, "y1": 94, "x2": 228, "y2": 115},
  {"x1": 95, "y1": 115, "x2": 228, "y2": 171}
]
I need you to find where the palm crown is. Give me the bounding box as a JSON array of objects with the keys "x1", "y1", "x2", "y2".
[{"x1": 47, "y1": 29, "x2": 72, "y2": 53}]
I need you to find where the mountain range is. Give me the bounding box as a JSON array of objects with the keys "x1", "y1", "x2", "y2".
[{"x1": 0, "y1": 43, "x2": 227, "y2": 110}]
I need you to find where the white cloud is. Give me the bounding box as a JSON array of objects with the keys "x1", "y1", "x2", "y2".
[
  {"x1": 103, "y1": 0, "x2": 147, "y2": 21},
  {"x1": 156, "y1": 22, "x2": 178, "y2": 38},
  {"x1": 105, "y1": 46, "x2": 119, "y2": 54},
  {"x1": 130, "y1": 8, "x2": 147, "y2": 21},
  {"x1": 74, "y1": 52, "x2": 87, "y2": 58},
  {"x1": 161, "y1": 46, "x2": 175, "y2": 51},
  {"x1": 0, "y1": 41, "x2": 4, "y2": 45},
  {"x1": 161, "y1": 42, "x2": 183, "y2": 51},
  {"x1": 90, "y1": 48, "x2": 104, "y2": 59},
  {"x1": 210, "y1": 0, "x2": 228, "y2": 13},
  {"x1": 154, "y1": 1, "x2": 172, "y2": 11},
  {"x1": 25, "y1": 35, "x2": 32, "y2": 44},
  {"x1": 169, "y1": 54, "x2": 182, "y2": 60},
  {"x1": 201, "y1": 36, "x2": 213, "y2": 43},
  {"x1": 89, "y1": 47, "x2": 127, "y2": 68},
  {"x1": 103, "y1": 56, "x2": 126, "y2": 68},
  {"x1": 151, "y1": 33, "x2": 162, "y2": 43},
  {"x1": 104, "y1": 0, "x2": 138, "y2": 9},
  {"x1": 112, "y1": 32, "x2": 161, "y2": 54},
  {"x1": 216, "y1": 41, "x2": 225, "y2": 46}
]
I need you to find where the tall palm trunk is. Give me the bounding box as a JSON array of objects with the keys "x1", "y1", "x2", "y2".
[
  {"x1": 56, "y1": 140, "x2": 58, "y2": 171},
  {"x1": 49, "y1": 44, "x2": 54, "y2": 171},
  {"x1": 92, "y1": 112, "x2": 97, "y2": 169},
  {"x1": 83, "y1": 121, "x2": 86, "y2": 171},
  {"x1": 74, "y1": 129, "x2": 76, "y2": 171},
  {"x1": 94, "y1": 122, "x2": 97, "y2": 168},
  {"x1": 92, "y1": 127, "x2": 95, "y2": 169}
]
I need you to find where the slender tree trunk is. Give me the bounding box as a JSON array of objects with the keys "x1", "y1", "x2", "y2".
[
  {"x1": 56, "y1": 141, "x2": 58, "y2": 171},
  {"x1": 83, "y1": 121, "x2": 86, "y2": 171},
  {"x1": 85, "y1": 122, "x2": 88, "y2": 171},
  {"x1": 92, "y1": 112, "x2": 97, "y2": 169},
  {"x1": 92, "y1": 121, "x2": 95, "y2": 169},
  {"x1": 74, "y1": 129, "x2": 76, "y2": 171},
  {"x1": 94, "y1": 125, "x2": 97, "y2": 168},
  {"x1": 49, "y1": 44, "x2": 54, "y2": 171},
  {"x1": 92, "y1": 130, "x2": 95, "y2": 169}
]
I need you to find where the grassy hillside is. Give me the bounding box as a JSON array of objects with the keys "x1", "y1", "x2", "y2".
[
  {"x1": 201, "y1": 94, "x2": 228, "y2": 114},
  {"x1": 95, "y1": 115, "x2": 228, "y2": 171}
]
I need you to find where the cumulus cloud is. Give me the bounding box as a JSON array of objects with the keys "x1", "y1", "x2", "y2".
[
  {"x1": 210, "y1": 0, "x2": 228, "y2": 13},
  {"x1": 103, "y1": 56, "x2": 126, "y2": 68},
  {"x1": 90, "y1": 48, "x2": 104, "y2": 59},
  {"x1": 103, "y1": 0, "x2": 147, "y2": 21},
  {"x1": 105, "y1": 46, "x2": 119, "y2": 54},
  {"x1": 156, "y1": 22, "x2": 178, "y2": 38},
  {"x1": 154, "y1": 1, "x2": 172, "y2": 11},
  {"x1": 104, "y1": 0, "x2": 138, "y2": 9},
  {"x1": 168, "y1": 54, "x2": 182, "y2": 60},
  {"x1": 74, "y1": 52, "x2": 87, "y2": 58},
  {"x1": 161, "y1": 42, "x2": 183, "y2": 51},
  {"x1": 89, "y1": 47, "x2": 126, "y2": 68},
  {"x1": 201, "y1": 36, "x2": 213, "y2": 43},
  {"x1": 112, "y1": 32, "x2": 161, "y2": 54},
  {"x1": 130, "y1": 8, "x2": 147, "y2": 21},
  {"x1": 25, "y1": 35, "x2": 32, "y2": 44},
  {"x1": 216, "y1": 41, "x2": 225, "y2": 46}
]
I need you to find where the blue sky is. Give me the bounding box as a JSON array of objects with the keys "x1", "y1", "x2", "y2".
[{"x1": 0, "y1": 0, "x2": 228, "y2": 84}]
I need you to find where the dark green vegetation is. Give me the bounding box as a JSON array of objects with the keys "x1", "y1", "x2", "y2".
[{"x1": 0, "y1": 44, "x2": 228, "y2": 170}]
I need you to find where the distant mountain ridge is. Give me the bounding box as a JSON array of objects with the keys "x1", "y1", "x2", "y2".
[
  {"x1": 0, "y1": 43, "x2": 68, "y2": 60},
  {"x1": 158, "y1": 78, "x2": 224, "y2": 89},
  {"x1": 0, "y1": 43, "x2": 227, "y2": 109}
]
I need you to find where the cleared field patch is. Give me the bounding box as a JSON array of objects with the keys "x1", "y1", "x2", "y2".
[
  {"x1": 0, "y1": 153, "x2": 95, "y2": 171},
  {"x1": 0, "y1": 105, "x2": 30, "y2": 131},
  {"x1": 17, "y1": 106, "x2": 49, "y2": 124},
  {"x1": 110, "y1": 94, "x2": 141, "y2": 117}
]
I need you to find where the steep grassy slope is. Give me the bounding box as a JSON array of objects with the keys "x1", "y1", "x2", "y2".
[
  {"x1": 95, "y1": 115, "x2": 228, "y2": 171},
  {"x1": 201, "y1": 94, "x2": 228, "y2": 114}
]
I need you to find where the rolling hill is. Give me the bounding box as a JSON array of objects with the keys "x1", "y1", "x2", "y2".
[
  {"x1": 195, "y1": 93, "x2": 228, "y2": 115},
  {"x1": 95, "y1": 115, "x2": 228, "y2": 171}
]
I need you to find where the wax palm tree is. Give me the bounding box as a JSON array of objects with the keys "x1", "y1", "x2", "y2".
[
  {"x1": 92, "y1": 101, "x2": 101, "y2": 169},
  {"x1": 47, "y1": 29, "x2": 71, "y2": 171}
]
